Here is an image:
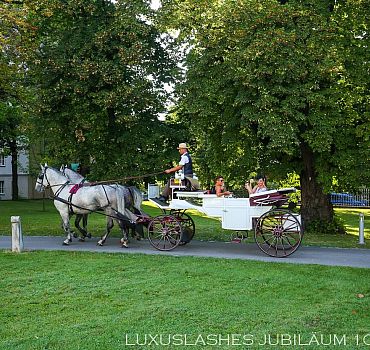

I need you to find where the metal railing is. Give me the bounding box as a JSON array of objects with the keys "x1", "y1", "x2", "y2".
[{"x1": 331, "y1": 187, "x2": 370, "y2": 207}]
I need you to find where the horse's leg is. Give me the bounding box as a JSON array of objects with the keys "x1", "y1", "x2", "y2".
[
  {"x1": 75, "y1": 214, "x2": 90, "y2": 241},
  {"x1": 131, "y1": 224, "x2": 141, "y2": 240},
  {"x1": 61, "y1": 213, "x2": 73, "y2": 245},
  {"x1": 114, "y1": 187, "x2": 130, "y2": 248},
  {"x1": 126, "y1": 210, "x2": 141, "y2": 241},
  {"x1": 124, "y1": 208, "x2": 143, "y2": 244},
  {"x1": 97, "y1": 216, "x2": 114, "y2": 246},
  {"x1": 61, "y1": 217, "x2": 76, "y2": 238},
  {"x1": 118, "y1": 219, "x2": 129, "y2": 248},
  {"x1": 130, "y1": 187, "x2": 146, "y2": 240},
  {"x1": 83, "y1": 214, "x2": 91, "y2": 238}
]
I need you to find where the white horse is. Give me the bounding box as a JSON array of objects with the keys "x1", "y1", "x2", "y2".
[
  {"x1": 60, "y1": 165, "x2": 145, "y2": 241},
  {"x1": 35, "y1": 165, "x2": 132, "y2": 247},
  {"x1": 59, "y1": 165, "x2": 90, "y2": 240}
]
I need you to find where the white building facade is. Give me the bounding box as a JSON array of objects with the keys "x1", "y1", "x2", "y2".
[{"x1": 0, "y1": 150, "x2": 33, "y2": 200}]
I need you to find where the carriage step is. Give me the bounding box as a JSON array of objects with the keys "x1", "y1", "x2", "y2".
[{"x1": 149, "y1": 198, "x2": 170, "y2": 208}]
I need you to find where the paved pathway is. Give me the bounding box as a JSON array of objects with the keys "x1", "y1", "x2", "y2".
[{"x1": 1, "y1": 235, "x2": 369, "y2": 268}]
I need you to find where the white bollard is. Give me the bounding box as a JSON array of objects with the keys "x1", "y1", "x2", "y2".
[
  {"x1": 359, "y1": 213, "x2": 365, "y2": 245},
  {"x1": 11, "y1": 216, "x2": 24, "y2": 253}
]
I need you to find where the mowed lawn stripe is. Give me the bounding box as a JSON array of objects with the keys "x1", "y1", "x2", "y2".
[{"x1": 0, "y1": 251, "x2": 369, "y2": 349}]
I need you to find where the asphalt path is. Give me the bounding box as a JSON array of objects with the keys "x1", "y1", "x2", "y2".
[{"x1": 1, "y1": 235, "x2": 370, "y2": 268}]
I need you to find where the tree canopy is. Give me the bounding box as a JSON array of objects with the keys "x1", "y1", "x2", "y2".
[
  {"x1": 2, "y1": 0, "x2": 368, "y2": 228},
  {"x1": 160, "y1": 0, "x2": 370, "y2": 224},
  {"x1": 26, "y1": 0, "x2": 184, "y2": 180},
  {"x1": 0, "y1": 0, "x2": 34, "y2": 199},
  {"x1": 0, "y1": 0, "x2": 27, "y2": 149}
]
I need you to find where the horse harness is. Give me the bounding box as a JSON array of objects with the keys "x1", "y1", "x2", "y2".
[{"x1": 39, "y1": 166, "x2": 112, "y2": 216}]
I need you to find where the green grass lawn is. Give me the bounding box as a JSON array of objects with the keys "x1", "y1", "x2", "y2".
[
  {"x1": 0, "y1": 199, "x2": 369, "y2": 249},
  {"x1": 0, "y1": 250, "x2": 369, "y2": 350}
]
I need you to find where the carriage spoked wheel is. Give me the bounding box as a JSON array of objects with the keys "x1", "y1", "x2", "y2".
[
  {"x1": 170, "y1": 210, "x2": 195, "y2": 245},
  {"x1": 254, "y1": 209, "x2": 303, "y2": 258},
  {"x1": 147, "y1": 214, "x2": 183, "y2": 251}
]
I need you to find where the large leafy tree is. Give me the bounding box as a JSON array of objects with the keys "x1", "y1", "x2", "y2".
[
  {"x1": 160, "y1": 0, "x2": 370, "y2": 227},
  {"x1": 0, "y1": 0, "x2": 33, "y2": 199},
  {"x1": 27, "y1": 0, "x2": 183, "y2": 180}
]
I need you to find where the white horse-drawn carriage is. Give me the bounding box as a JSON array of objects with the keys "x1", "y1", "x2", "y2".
[
  {"x1": 146, "y1": 175, "x2": 303, "y2": 258},
  {"x1": 35, "y1": 166, "x2": 302, "y2": 258}
]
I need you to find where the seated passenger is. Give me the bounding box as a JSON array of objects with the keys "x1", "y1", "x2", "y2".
[
  {"x1": 245, "y1": 176, "x2": 267, "y2": 195},
  {"x1": 211, "y1": 176, "x2": 232, "y2": 197}
]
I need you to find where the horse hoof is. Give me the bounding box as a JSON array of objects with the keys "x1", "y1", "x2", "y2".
[
  {"x1": 63, "y1": 240, "x2": 70, "y2": 246},
  {"x1": 79, "y1": 237, "x2": 85, "y2": 242},
  {"x1": 97, "y1": 241, "x2": 104, "y2": 246},
  {"x1": 121, "y1": 241, "x2": 129, "y2": 248},
  {"x1": 72, "y1": 232, "x2": 78, "y2": 239}
]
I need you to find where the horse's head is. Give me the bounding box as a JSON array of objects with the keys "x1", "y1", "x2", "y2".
[
  {"x1": 35, "y1": 164, "x2": 48, "y2": 192},
  {"x1": 35, "y1": 165, "x2": 70, "y2": 192}
]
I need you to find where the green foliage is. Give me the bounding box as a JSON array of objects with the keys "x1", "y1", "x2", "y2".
[
  {"x1": 278, "y1": 172, "x2": 301, "y2": 203},
  {"x1": 0, "y1": 102, "x2": 22, "y2": 150},
  {"x1": 0, "y1": 1, "x2": 28, "y2": 149},
  {"x1": 305, "y1": 215, "x2": 347, "y2": 235},
  {"x1": 26, "y1": 0, "x2": 184, "y2": 180},
  {"x1": 0, "y1": 0, "x2": 36, "y2": 199},
  {"x1": 159, "y1": 0, "x2": 369, "y2": 225},
  {"x1": 169, "y1": 0, "x2": 368, "y2": 185}
]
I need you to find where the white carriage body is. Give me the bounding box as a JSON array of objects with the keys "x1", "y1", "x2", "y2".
[
  {"x1": 172, "y1": 192, "x2": 274, "y2": 230},
  {"x1": 147, "y1": 186, "x2": 301, "y2": 231},
  {"x1": 147, "y1": 184, "x2": 303, "y2": 257}
]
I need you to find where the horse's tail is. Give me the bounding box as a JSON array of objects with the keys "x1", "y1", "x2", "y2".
[
  {"x1": 129, "y1": 186, "x2": 143, "y2": 214},
  {"x1": 115, "y1": 185, "x2": 126, "y2": 217}
]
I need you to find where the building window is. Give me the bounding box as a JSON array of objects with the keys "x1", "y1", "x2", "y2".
[
  {"x1": 0, "y1": 181, "x2": 4, "y2": 194},
  {"x1": 0, "y1": 154, "x2": 4, "y2": 166}
]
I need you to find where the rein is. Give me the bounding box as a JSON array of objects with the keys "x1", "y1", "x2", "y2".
[
  {"x1": 39, "y1": 170, "x2": 165, "y2": 188},
  {"x1": 85, "y1": 171, "x2": 165, "y2": 186},
  {"x1": 50, "y1": 195, "x2": 132, "y2": 223}
]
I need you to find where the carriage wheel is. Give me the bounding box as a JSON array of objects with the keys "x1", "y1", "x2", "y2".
[
  {"x1": 147, "y1": 215, "x2": 183, "y2": 251},
  {"x1": 254, "y1": 209, "x2": 303, "y2": 258},
  {"x1": 170, "y1": 210, "x2": 195, "y2": 245}
]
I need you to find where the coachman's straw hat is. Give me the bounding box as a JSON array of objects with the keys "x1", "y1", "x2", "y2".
[{"x1": 177, "y1": 143, "x2": 189, "y2": 149}]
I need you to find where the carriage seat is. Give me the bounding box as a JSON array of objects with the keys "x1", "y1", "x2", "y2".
[
  {"x1": 186, "y1": 177, "x2": 200, "y2": 191},
  {"x1": 249, "y1": 188, "x2": 296, "y2": 207},
  {"x1": 170, "y1": 177, "x2": 200, "y2": 192}
]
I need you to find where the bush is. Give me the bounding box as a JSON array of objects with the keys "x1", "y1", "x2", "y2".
[{"x1": 305, "y1": 215, "x2": 346, "y2": 235}]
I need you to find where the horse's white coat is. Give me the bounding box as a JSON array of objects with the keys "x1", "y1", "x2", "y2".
[
  {"x1": 60, "y1": 165, "x2": 143, "y2": 225},
  {"x1": 35, "y1": 165, "x2": 128, "y2": 246}
]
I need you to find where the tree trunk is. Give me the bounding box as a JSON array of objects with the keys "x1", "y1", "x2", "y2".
[
  {"x1": 10, "y1": 140, "x2": 19, "y2": 201},
  {"x1": 300, "y1": 142, "x2": 333, "y2": 229}
]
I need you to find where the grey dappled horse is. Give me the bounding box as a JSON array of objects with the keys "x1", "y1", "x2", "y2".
[
  {"x1": 59, "y1": 165, "x2": 90, "y2": 240},
  {"x1": 35, "y1": 165, "x2": 133, "y2": 247},
  {"x1": 60, "y1": 165, "x2": 144, "y2": 241}
]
